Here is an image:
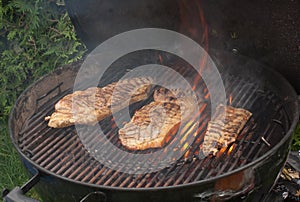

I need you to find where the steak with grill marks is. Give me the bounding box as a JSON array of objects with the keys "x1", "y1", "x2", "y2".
[
  {"x1": 45, "y1": 77, "x2": 153, "y2": 128},
  {"x1": 154, "y1": 87, "x2": 202, "y2": 119},
  {"x1": 119, "y1": 87, "x2": 202, "y2": 150},
  {"x1": 202, "y1": 104, "x2": 252, "y2": 156},
  {"x1": 119, "y1": 101, "x2": 182, "y2": 150}
]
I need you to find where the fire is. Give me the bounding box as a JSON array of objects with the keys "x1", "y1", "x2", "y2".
[
  {"x1": 192, "y1": 55, "x2": 207, "y2": 90},
  {"x1": 216, "y1": 145, "x2": 235, "y2": 158},
  {"x1": 228, "y1": 145, "x2": 235, "y2": 154},
  {"x1": 229, "y1": 95, "x2": 233, "y2": 105},
  {"x1": 179, "y1": 1, "x2": 209, "y2": 90},
  {"x1": 184, "y1": 149, "x2": 190, "y2": 159},
  {"x1": 183, "y1": 142, "x2": 189, "y2": 150},
  {"x1": 179, "y1": 122, "x2": 198, "y2": 159},
  {"x1": 180, "y1": 122, "x2": 197, "y2": 144},
  {"x1": 179, "y1": 0, "x2": 208, "y2": 49},
  {"x1": 182, "y1": 142, "x2": 190, "y2": 159}
]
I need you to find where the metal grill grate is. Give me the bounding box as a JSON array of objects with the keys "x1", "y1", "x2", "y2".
[{"x1": 17, "y1": 64, "x2": 290, "y2": 188}]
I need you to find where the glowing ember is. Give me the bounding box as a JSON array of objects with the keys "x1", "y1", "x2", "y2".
[{"x1": 229, "y1": 95, "x2": 233, "y2": 105}]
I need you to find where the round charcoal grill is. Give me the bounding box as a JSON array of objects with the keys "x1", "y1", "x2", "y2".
[{"x1": 5, "y1": 51, "x2": 299, "y2": 202}]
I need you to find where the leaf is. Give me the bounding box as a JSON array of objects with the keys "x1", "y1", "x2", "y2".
[{"x1": 0, "y1": 0, "x2": 86, "y2": 120}]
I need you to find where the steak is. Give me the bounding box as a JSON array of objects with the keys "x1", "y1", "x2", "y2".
[
  {"x1": 45, "y1": 77, "x2": 153, "y2": 128},
  {"x1": 119, "y1": 101, "x2": 182, "y2": 150},
  {"x1": 202, "y1": 104, "x2": 252, "y2": 156},
  {"x1": 154, "y1": 87, "x2": 202, "y2": 119},
  {"x1": 119, "y1": 87, "x2": 202, "y2": 150}
]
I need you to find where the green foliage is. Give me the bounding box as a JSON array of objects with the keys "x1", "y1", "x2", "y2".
[
  {"x1": 292, "y1": 122, "x2": 300, "y2": 151},
  {"x1": 0, "y1": 1, "x2": 85, "y2": 198},
  {"x1": 0, "y1": 0, "x2": 86, "y2": 121},
  {"x1": 0, "y1": 120, "x2": 41, "y2": 199}
]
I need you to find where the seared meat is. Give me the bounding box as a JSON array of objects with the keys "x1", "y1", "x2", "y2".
[
  {"x1": 153, "y1": 87, "x2": 178, "y2": 103},
  {"x1": 119, "y1": 87, "x2": 203, "y2": 150},
  {"x1": 45, "y1": 77, "x2": 153, "y2": 128},
  {"x1": 102, "y1": 77, "x2": 152, "y2": 110},
  {"x1": 45, "y1": 87, "x2": 109, "y2": 128},
  {"x1": 154, "y1": 87, "x2": 202, "y2": 119},
  {"x1": 119, "y1": 102, "x2": 182, "y2": 150},
  {"x1": 202, "y1": 104, "x2": 252, "y2": 156}
]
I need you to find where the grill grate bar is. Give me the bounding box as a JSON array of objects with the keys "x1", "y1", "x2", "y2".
[
  {"x1": 239, "y1": 117, "x2": 278, "y2": 165},
  {"x1": 145, "y1": 74, "x2": 245, "y2": 185},
  {"x1": 81, "y1": 100, "x2": 206, "y2": 188},
  {"x1": 16, "y1": 64, "x2": 292, "y2": 189},
  {"x1": 206, "y1": 86, "x2": 261, "y2": 176},
  {"x1": 94, "y1": 162, "x2": 130, "y2": 186},
  {"x1": 252, "y1": 114, "x2": 284, "y2": 160},
  {"x1": 36, "y1": 133, "x2": 79, "y2": 167},
  {"x1": 136, "y1": 108, "x2": 207, "y2": 187},
  {"x1": 143, "y1": 109, "x2": 209, "y2": 187},
  {"x1": 80, "y1": 161, "x2": 102, "y2": 182},
  {"x1": 190, "y1": 80, "x2": 260, "y2": 181},
  {"x1": 111, "y1": 172, "x2": 133, "y2": 187},
  {"x1": 30, "y1": 128, "x2": 74, "y2": 161},
  {"x1": 225, "y1": 123, "x2": 256, "y2": 172},
  {"x1": 206, "y1": 91, "x2": 276, "y2": 177},
  {"x1": 89, "y1": 167, "x2": 109, "y2": 184},
  {"x1": 211, "y1": 122, "x2": 255, "y2": 177},
  {"x1": 95, "y1": 169, "x2": 114, "y2": 185},
  {"x1": 20, "y1": 126, "x2": 55, "y2": 150},
  {"x1": 19, "y1": 89, "x2": 71, "y2": 138},
  {"x1": 126, "y1": 174, "x2": 145, "y2": 188},
  {"x1": 66, "y1": 155, "x2": 94, "y2": 179},
  {"x1": 49, "y1": 142, "x2": 83, "y2": 173}
]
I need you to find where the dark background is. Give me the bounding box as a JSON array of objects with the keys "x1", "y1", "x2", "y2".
[{"x1": 65, "y1": 0, "x2": 300, "y2": 93}]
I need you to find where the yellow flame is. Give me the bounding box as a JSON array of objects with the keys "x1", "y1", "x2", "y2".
[
  {"x1": 180, "y1": 122, "x2": 197, "y2": 144},
  {"x1": 228, "y1": 145, "x2": 234, "y2": 154},
  {"x1": 183, "y1": 142, "x2": 189, "y2": 150}
]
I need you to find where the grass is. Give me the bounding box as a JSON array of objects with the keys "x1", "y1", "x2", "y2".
[
  {"x1": 0, "y1": 121, "x2": 40, "y2": 200},
  {"x1": 292, "y1": 122, "x2": 300, "y2": 151}
]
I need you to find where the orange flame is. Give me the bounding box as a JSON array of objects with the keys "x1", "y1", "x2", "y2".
[
  {"x1": 184, "y1": 149, "x2": 190, "y2": 159},
  {"x1": 229, "y1": 95, "x2": 233, "y2": 105},
  {"x1": 179, "y1": 0, "x2": 209, "y2": 90},
  {"x1": 217, "y1": 145, "x2": 235, "y2": 158}
]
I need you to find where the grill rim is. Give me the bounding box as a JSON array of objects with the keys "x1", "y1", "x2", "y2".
[{"x1": 8, "y1": 55, "x2": 299, "y2": 192}]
